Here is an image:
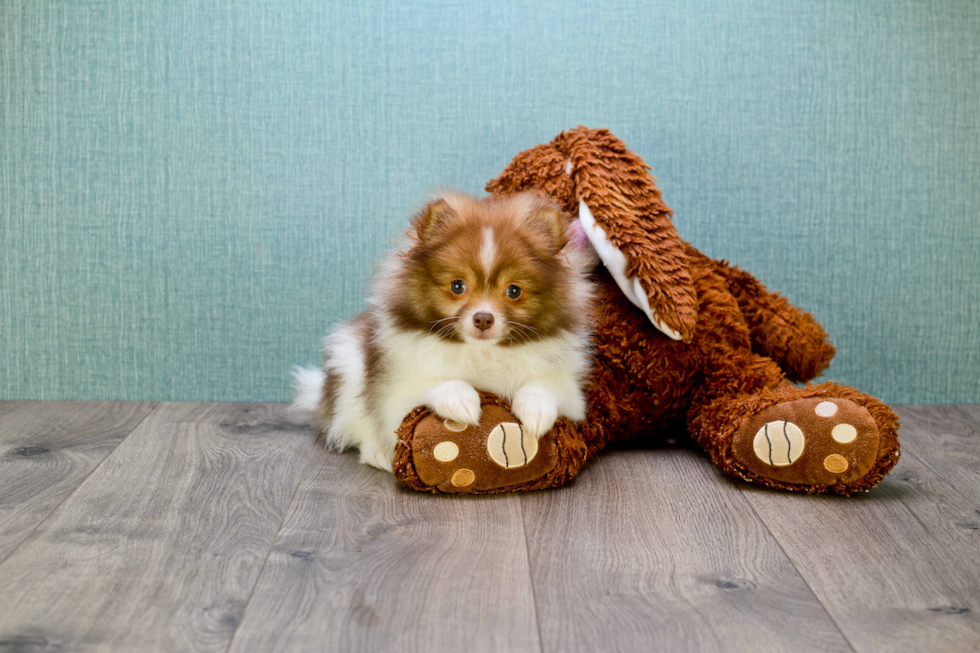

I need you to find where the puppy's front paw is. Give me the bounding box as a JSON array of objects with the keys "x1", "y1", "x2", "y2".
[
  {"x1": 512, "y1": 384, "x2": 559, "y2": 439},
  {"x1": 426, "y1": 380, "x2": 482, "y2": 427}
]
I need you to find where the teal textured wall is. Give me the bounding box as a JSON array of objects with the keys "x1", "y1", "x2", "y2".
[{"x1": 2, "y1": 1, "x2": 978, "y2": 404}]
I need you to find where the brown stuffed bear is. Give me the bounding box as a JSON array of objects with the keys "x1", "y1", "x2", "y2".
[{"x1": 393, "y1": 127, "x2": 900, "y2": 496}]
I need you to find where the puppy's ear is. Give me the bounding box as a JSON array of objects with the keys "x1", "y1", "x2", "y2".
[
  {"x1": 524, "y1": 200, "x2": 569, "y2": 254},
  {"x1": 412, "y1": 199, "x2": 456, "y2": 242}
]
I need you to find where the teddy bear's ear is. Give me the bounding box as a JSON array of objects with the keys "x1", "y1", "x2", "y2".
[
  {"x1": 563, "y1": 127, "x2": 698, "y2": 341},
  {"x1": 486, "y1": 143, "x2": 577, "y2": 214}
]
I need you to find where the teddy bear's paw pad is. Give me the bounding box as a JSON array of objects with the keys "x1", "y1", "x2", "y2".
[
  {"x1": 752, "y1": 421, "x2": 805, "y2": 466},
  {"x1": 486, "y1": 422, "x2": 538, "y2": 469},
  {"x1": 733, "y1": 397, "x2": 880, "y2": 486},
  {"x1": 409, "y1": 405, "x2": 558, "y2": 493}
]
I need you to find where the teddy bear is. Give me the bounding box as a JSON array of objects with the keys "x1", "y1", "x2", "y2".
[{"x1": 392, "y1": 127, "x2": 900, "y2": 496}]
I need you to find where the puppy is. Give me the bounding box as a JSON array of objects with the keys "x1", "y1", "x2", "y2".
[{"x1": 293, "y1": 191, "x2": 595, "y2": 471}]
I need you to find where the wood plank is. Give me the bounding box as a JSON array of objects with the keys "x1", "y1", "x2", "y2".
[
  {"x1": 893, "y1": 405, "x2": 980, "y2": 503},
  {"x1": 0, "y1": 402, "x2": 316, "y2": 653},
  {"x1": 227, "y1": 442, "x2": 541, "y2": 653},
  {"x1": 521, "y1": 445, "x2": 852, "y2": 653},
  {"x1": 0, "y1": 401, "x2": 156, "y2": 562},
  {"x1": 737, "y1": 406, "x2": 980, "y2": 653}
]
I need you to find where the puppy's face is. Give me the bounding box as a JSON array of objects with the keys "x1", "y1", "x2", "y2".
[{"x1": 388, "y1": 192, "x2": 585, "y2": 346}]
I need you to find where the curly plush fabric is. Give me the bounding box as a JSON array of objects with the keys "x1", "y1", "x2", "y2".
[{"x1": 394, "y1": 127, "x2": 900, "y2": 496}]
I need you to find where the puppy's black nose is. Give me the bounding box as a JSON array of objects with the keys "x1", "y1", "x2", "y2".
[{"x1": 473, "y1": 312, "x2": 494, "y2": 331}]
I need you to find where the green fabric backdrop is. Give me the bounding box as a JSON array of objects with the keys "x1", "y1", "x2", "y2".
[{"x1": 2, "y1": 0, "x2": 978, "y2": 403}]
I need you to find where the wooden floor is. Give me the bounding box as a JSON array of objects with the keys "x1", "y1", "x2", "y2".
[{"x1": 0, "y1": 403, "x2": 978, "y2": 652}]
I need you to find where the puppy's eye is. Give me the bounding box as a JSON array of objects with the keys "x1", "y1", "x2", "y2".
[
  {"x1": 450, "y1": 279, "x2": 466, "y2": 295},
  {"x1": 506, "y1": 284, "x2": 522, "y2": 299}
]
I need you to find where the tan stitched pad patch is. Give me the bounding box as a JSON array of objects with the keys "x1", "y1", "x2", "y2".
[{"x1": 486, "y1": 422, "x2": 538, "y2": 469}]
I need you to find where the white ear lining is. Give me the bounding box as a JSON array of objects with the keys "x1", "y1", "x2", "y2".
[{"x1": 577, "y1": 200, "x2": 683, "y2": 340}]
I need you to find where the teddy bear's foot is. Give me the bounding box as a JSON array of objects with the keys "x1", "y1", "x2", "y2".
[
  {"x1": 393, "y1": 393, "x2": 589, "y2": 494},
  {"x1": 731, "y1": 397, "x2": 881, "y2": 487},
  {"x1": 397, "y1": 404, "x2": 560, "y2": 493}
]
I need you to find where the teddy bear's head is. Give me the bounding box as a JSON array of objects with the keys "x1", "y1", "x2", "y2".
[{"x1": 486, "y1": 126, "x2": 698, "y2": 342}]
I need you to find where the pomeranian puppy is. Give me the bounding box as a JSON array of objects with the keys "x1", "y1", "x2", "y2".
[{"x1": 293, "y1": 191, "x2": 595, "y2": 471}]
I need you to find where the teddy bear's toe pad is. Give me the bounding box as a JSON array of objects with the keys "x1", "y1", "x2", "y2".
[
  {"x1": 486, "y1": 422, "x2": 538, "y2": 468},
  {"x1": 733, "y1": 398, "x2": 879, "y2": 486},
  {"x1": 410, "y1": 405, "x2": 559, "y2": 493}
]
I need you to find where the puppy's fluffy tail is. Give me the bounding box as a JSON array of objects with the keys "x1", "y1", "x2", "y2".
[{"x1": 290, "y1": 365, "x2": 325, "y2": 418}]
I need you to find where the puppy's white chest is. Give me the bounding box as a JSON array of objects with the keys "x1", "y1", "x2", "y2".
[
  {"x1": 386, "y1": 335, "x2": 556, "y2": 393},
  {"x1": 416, "y1": 344, "x2": 531, "y2": 388}
]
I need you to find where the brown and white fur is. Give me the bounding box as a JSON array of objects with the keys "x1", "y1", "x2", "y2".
[{"x1": 293, "y1": 191, "x2": 596, "y2": 471}]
